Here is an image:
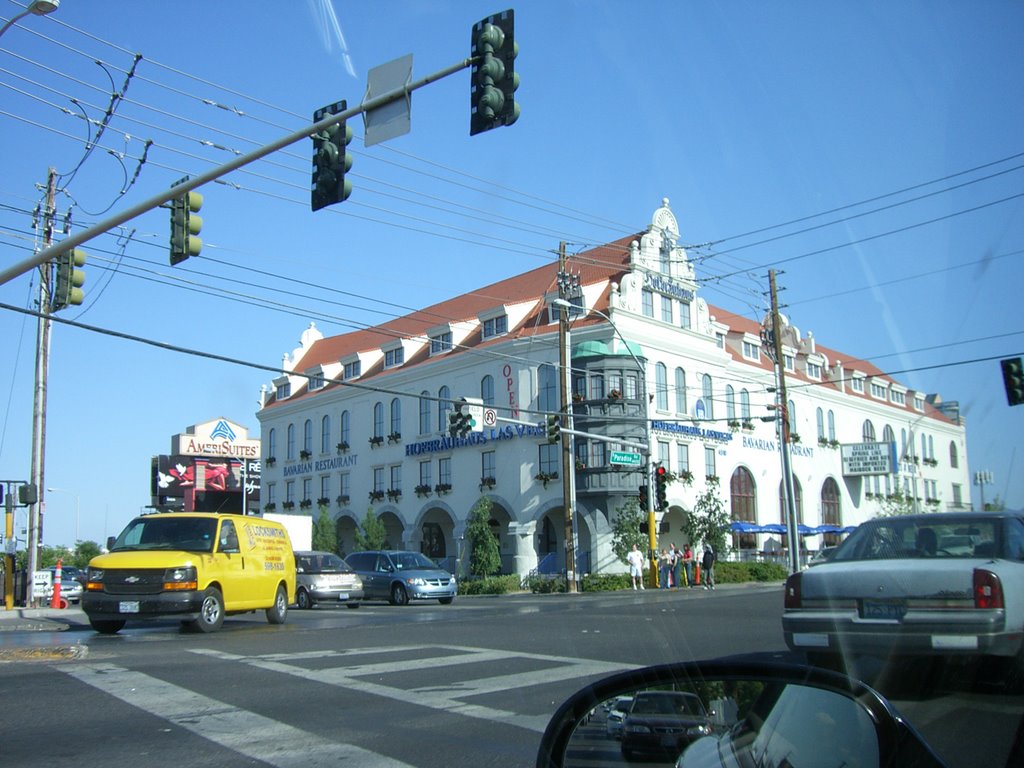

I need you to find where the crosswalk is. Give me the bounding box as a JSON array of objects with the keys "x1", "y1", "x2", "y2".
[{"x1": 60, "y1": 644, "x2": 634, "y2": 767}]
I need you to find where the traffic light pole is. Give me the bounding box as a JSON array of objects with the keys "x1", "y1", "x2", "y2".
[{"x1": 0, "y1": 57, "x2": 474, "y2": 286}]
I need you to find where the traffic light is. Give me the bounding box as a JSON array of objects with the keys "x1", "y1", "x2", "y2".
[
  {"x1": 311, "y1": 100, "x2": 353, "y2": 211},
  {"x1": 654, "y1": 465, "x2": 669, "y2": 511},
  {"x1": 546, "y1": 414, "x2": 561, "y2": 444},
  {"x1": 169, "y1": 180, "x2": 203, "y2": 265},
  {"x1": 448, "y1": 406, "x2": 472, "y2": 438},
  {"x1": 470, "y1": 9, "x2": 520, "y2": 136},
  {"x1": 638, "y1": 484, "x2": 650, "y2": 510},
  {"x1": 51, "y1": 248, "x2": 85, "y2": 311},
  {"x1": 1002, "y1": 357, "x2": 1024, "y2": 406}
]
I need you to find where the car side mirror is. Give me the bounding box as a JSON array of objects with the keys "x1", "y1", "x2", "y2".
[{"x1": 536, "y1": 660, "x2": 948, "y2": 768}]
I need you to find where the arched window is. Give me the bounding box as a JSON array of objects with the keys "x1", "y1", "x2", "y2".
[
  {"x1": 303, "y1": 419, "x2": 313, "y2": 454},
  {"x1": 438, "y1": 386, "x2": 451, "y2": 432},
  {"x1": 778, "y1": 478, "x2": 804, "y2": 525},
  {"x1": 538, "y1": 365, "x2": 557, "y2": 413},
  {"x1": 287, "y1": 423, "x2": 296, "y2": 460},
  {"x1": 787, "y1": 399, "x2": 796, "y2": 436},
  {"x1": 862, "y1": 420, "x2": 876, "y2": 442},
  {"x1": 827, "y1": 410, "x2": 835, "y2": 441},
  {"x1": 816, "y1": 408, "x2": 824, "y2": 441},
  {"x1": 927, "y1": 435, "x2": 934, "y2": 461},
  {"x1": 340, "y1": 410, "x2": 350, "y2": 446},
  {"x1": 321, "y1": 415, "x2": 331, "y2": 454},
  {"x1": 726, "y1": 385, "x2": 736, "y2": 421},
  {"x1": 419, "y1": 391, "x2": 431, "y2": 435},
  {"x1": 481, "y1": 375, "x2": 495, "y2": 407},
  {"x1": 949, "y1": 441, "x2": 959, "y2": 468},
  {"x1": 373, "y1": 402, "x2": 384, "y2": 439},
  {"x1": 882, "y1": 424, "x2": 895, "y2": 445},
  {"x1": 267, "y1": 428, "x2": 276, "y2": 459},
  {"x1": 702, "y1": 374, "x2": 714, "y2": 420},
  {"x1": 675, "y1": 368, "x2": 687, "y2": 414},
  {"x1": 821, "y1": 477, "x2": 842, "y2": 546},
  {"x1": 655, "y1": 363, "x2": 668, "y2": 410},
  {"x1": 390, "y1": 398, "x2": 401, "y2": 436},
  {"x1": 740, "y1": 389, "x2": 751, "y2": 421},
  {"x1": 730, "y1": 466, "x2": 757, "y2": 550}
]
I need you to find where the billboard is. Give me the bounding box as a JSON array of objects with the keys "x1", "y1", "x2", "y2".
[
  {"x1": 151, "y1": 455, "x2": 260, "y2": 511},
  {"x1": 840, "y1": 442, "x2": 897, "y2": 477}
]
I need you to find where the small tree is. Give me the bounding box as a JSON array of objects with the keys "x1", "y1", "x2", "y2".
[
  {"x1": 466, "y1": 496, "x2": 501, "y2": 577},
  {"x1": 876, "y1": 489, "x2": 915, "y2": 517},
  {"x1": 72, "y1": 540, "x2": 103, "y2": 567},
  {"x1": 312, "y1": 505, "x2": 337, "y2": 552},
  {"x1": 610, "y1": 498, "x2": 648, "y2": 566},
  {"x1": 354, "y1": 506, "x2": 388, "y2": 551},
  {"x1": 681, "y1": 477, "x2": 730, "y2": 556}
]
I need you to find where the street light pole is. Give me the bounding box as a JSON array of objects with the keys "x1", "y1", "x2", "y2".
[
  {"x1": 557, "y1": 244, "x2": 578, "y2": 593},
  {"x1": 0, "y1": 1, "x2": 60, "y2": 38}
]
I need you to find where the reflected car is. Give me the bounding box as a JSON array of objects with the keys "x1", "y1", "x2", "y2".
[
  {"x1": 620, "y1": 690, "x2": 713, "y2": 761},
  {"x1": 345, "y1": 550, "x2": 457, "y2": 606},
  {"x1": 604, "y1": 695, "x2": 633, "y2": 739},
  {"x1": 783, "y1": 511, "x2": 1024, "y2": 671},
  {"x1": 294, "y1": 551, "x2": 364, "y2": 609}
]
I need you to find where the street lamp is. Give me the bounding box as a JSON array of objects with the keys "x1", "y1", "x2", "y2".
[
  {"x1": 0, "y1": 1, "x2": 60, "y2": 38},
  {"x1": 46, "y1": 486, "x2": 79, "y2": 544}
]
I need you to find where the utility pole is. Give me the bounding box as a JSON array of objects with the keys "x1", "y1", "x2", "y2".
[
  {"x1": 26, "y1": 168, "x2": 57, "y2": 605},
  {"x1": 766, "y1": 270, "x2": 800, "y2": 574},
  {"x1": 557, "y1": 242, "x2": 578, "y2": 593}
]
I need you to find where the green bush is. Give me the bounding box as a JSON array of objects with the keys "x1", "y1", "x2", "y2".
[
  {"x1": 581, "y1": 573, "x2": 632, "y2": 592},
  {"x1": 714, "y1": 561, "x2": 787, "y2": 584},
  {"x1": 523, "y1": 573, "x2": 567, "y2": 593},
  {"x1": 459, "y1": 574, "x2": 522, "y2": 595}
]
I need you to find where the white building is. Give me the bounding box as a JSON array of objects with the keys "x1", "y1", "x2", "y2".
[{"x1": 256, "y1": 200, "x2": 971, "y2": 576}]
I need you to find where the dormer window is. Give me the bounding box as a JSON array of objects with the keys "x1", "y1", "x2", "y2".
[
  {"x1": 430, "y1": 331, "x2": 452, "y2": 355},
  {"x1": 308, "y1": 372, "x2": 324, "y2": 391},
  {"x1": 914, "y1": 395, "x2": 924, "y2": 411},
  {"x1": 384, "y1": 347, "x2": 405, "y2": 368},
  {"x1": 482, "y1": 314, "x2": 508, "y2": 339},
  {"x1": 870, "y1": 381, "x2": 887, "y2": 399},
  {"x1": 890, "y1": 390, "x2": 906, "y2": 405},
  {"x1": 806, "y1": 361, "x2": 822, "y2": 379},
  {"x1": 343, "y1": 360, "x2": 361, "y2": 380},
  {"x1": 851, "y1": 376, "x2": 865, "y2": 393},
  {"x1": 742, "y1": 341, "x2": 760, "y2": 362},
  {"x1": 276, "y1": 382, "x2": 291, "y2": 399},
  {"x1": 783, "y1": 354, "x2": 795, "y2": 372}
]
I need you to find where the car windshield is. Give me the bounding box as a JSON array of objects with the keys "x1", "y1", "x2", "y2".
[
  {"x1": 110, "y1": 517, "x2": 217, "y2": 553},
  {"x1": 832, "y1": 517, "x2": 999, "y2": 561},
  {"x1": 298, "y1": 553, "x2": 352, "y2": 573},
  {"x1": 392, "y1": 552, "x2": 440, "y2": 571},
  {"x1": 631, "y1": 693, "x2": 705, "y2": 717}
]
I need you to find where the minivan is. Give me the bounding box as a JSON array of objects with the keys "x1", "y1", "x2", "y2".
[{"x1": 345, "y1": 550, "x2": 456, "y2": 605}]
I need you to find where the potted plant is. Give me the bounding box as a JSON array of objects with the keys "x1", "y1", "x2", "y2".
[
  {"x1": 678, "y1": 469, "x2": 694, "y2": 486},
  {"x1": 479, "y1": 476, "x2": 496, "y2": 490},
  {"x1": 300, "y1": 449, "x2": 312, "y2": 460},
  {"x1": 728, "y1": 419, "x2": 741, "y2": 431},
  {"x1": 368, "y1": 490, "x2": 384, "y2": 502},
  {"x1": 608, "y1": 389, "x2": 622, "y2": 400},
  {"x1": 387, "y1": 432, "x2": 402, "y2": 444},
  {"x1": 534, "y1": 471, "x2": 558, "y2": 488},
  {"x1": 789, "y1": 433, "x2": 801, "y2": 444},
  {"x1": 434, "y1": 483, "x2": 452, "y2": 495},
  {"x1": 265, "y1": 456, "x2": 276, "y2": 467},
  {"x1": 299, "y1": 499, "x2": 312, "y2": 509},
  {"x1": 263, "y1": 502, "x2": 276, "y2": 512},
  {"x1": 336, "y1": 494, "x2": 350, "y2": 506},
  {"x1": 368, "y1": 435, "x2": 384, "y2": 447},
  {"x1": 336, "y1": 441, "x2": 349, "y2": 454},
  {"x1": 741, "y1": 420, "x2": 755, "y2": 431},
  {"x1": 282, "y1": 500, "x2": 295, "y2": 510},
  {"x1": 386, "y1": 489, "x2": 402, "y2": 501},
  {"x1": 317, "y1": 497, "x2": 330, "y2": 507},
  {"x1": 818, "y1": 436, "x2": 830, "y2": 447},
  {"x1": 415, "y1": 484, "x2": 433, "y2": 498}
]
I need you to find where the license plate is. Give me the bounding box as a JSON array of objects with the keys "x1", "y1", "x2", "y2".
[
  {"x1": 336, "y1": 592, "x2": 349, "y2": 601},
  {"x1": 861, "y1": 599, "x2": 906, "y2": 620},
  {"x1": 118, "y1": 601, "x2": 140, "y2": 614}
]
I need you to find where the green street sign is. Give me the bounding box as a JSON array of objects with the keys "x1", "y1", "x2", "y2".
[{"x1": 610, "y1": 451, "x2": 642, "y2": 467}]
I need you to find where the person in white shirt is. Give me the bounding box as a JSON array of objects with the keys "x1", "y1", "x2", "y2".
[{"x1": 627, "y1": 544, "x2": 646, "y2": 590}]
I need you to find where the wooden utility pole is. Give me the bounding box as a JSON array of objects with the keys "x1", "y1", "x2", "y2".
[{"x1": 557, "y1": 242, "x2": 578, "y2": 592}]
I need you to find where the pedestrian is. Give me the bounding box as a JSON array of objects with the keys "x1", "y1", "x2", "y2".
[
  {"x1": 670, "y1": 543, "x2": 682, "y2": 589},
  {"x1": 682, "y1": 543, "x2": 695, "y2": 588},
  {"x1": 702, "y1": 542, "x2": 717, "y2": 590},
  {"x1": 627, "y1": 544, "x2": 646, "y2": 590},
  {"x1": 658, "y1": 548, "x2": 672, "y2": 589}
]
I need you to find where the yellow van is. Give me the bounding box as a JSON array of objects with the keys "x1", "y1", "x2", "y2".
[{"x1": 82, "y1": 512, "x2": 296, "y2": 634}]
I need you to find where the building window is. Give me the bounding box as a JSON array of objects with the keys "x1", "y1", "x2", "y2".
[
  {"x1": 715, "y1": 333, "x2": 725, "y2": 349},
  {"x1": 674, "y1": 368, "x2": 687, "y2": 414},
  {"x1": 419, "y1": 461, "x2": 432, "y2": 488},
  {"x1": 890, "y1": 390, "x2": 905, "y2": 405},
  {"x1": 952, "y1": 483, "x2": 963, "y2": 508},
  {"x1": 320, "y1": 475, "x2": 330, "y2": 501},
  {"x1": 778, "y1": 477, "x2": 803, "y2": 525},
  {"x1": 481, "y1": 375, "x2": 495, "y2": 406},
  {"x1": 851, "y1": 376, "x2": 865, "y2": 393},
  {"x1": 827, "y1": 410, "x2": 836, "y2": 442},
  {"x1": 343, "y1": 360, "x2": 361, "y2": 380},
  {"x1": 384, "y1": 347, "x2": 404, "y2": 368},
  {"x1": 321, "y1": 415, "x2": 331, "y2": 454},
  {"x1": 679, "y1": 300, "x2": 691, "y2": 330},
  {"x1": 624, "y1": 374, "x2": 639, "y2": 400},
  {"x1": 339, "y1": 472, "x2": 350, "y2": 501},
  {"x1": 742, "y1": 341, "x2": 760, "y2": 362},
  {"x1": 267, "y1": 428, "x2": 276, "y2": 460},
  {"x1": 287, "y1": 423, "x2": 296, "y2": 460},
  {"x1": 608, "y1": 372, "x2": 623, "y2": 396},
  {"x1": 862, "y1": 420, "x2": 876, "y2": 442},
  {"x1": 430, "y1": 332, "x2": 453, "y2": 355},
  {"x1": 787, "y1": 400, "x2": 796, "y2": 436},
  {"x1": 741, "y1": 389, "x2": 751, "y2": 421},
  {"x1": 816, "y1": 408, "x2": 824, "y2": 441},
  {"x1": 676, "y1": 443, "x2": 689, "y2": 474},
  {"x1": 419, "y1": 392, "x2": 431, "y2": 435},
  {"x1": 783, "y1": 354, "x2": 795, "y2": 372},
  {"x1": 821, "y1": 478, "x2": 842, "y2": 545},
  {"x1": 308, "y1": 372, "x2": 324, "y2": 391},
  {"x1": 373, "y1": 467, "x2": 384, "y2": 494},
  {"x1": 704, "y1": 445, "x2": 717, "y2": 479},
  {"x1": 642, "y1": 289, "x2": 654, "y2": 318},
  {"x1": 303, "y1": 419, "x2": 313, "y2": 455},
  {"x1": 949, "y1": 441, "x2": 958, "y2": 468},
  {"x1": 539, "y1": 364, "x2": 557, "y2": 413},
  {"x1": 726, "y1": 385, "x2": 736, "y2": 422},
  {"x1": 660, "y1": 295, "x2": 674, "y2": 324},
  {"x1": 285, "y1": 481, "x2": 295, "y2": 505},
  {"x1": 702, "y1": 374, "x2": 714, "y2": 420},
  {"x1": 373, "y1": 402, "x2": 384, "y2": 439},
  {"x1": 806, "y1": 361, "x2": 822, "y2": 379},
  {"x1": 302, "y1": 478, "x2": 312, "y2": 503},
  {"x1": 276, "y1": 382, "x2": 291, "y2": 399},
  {"x1": 539, "y1": 443, "x2": 559, "y2": 476},
  {"x1": 914, "y1": 395, "x2": 925, "y2": 411},
  {"x1": 483, "y1": 315, "x2": 508, "y2": 339},
  {"x1": 655, "y1": 363, "x2": 668, "y2": 411},
  {"x1": 390, "y1": 464, "x2": 401, "y2": 494},
  {"x1": 266, "y1": 483, "x2": 276, "y2": 505},
  {"x1": 438, "y1": 386, "x2": 451, "y2": 432},
  {"x1": 870, "y1": 382, "x2": 887, "y2": 399},
  {"x1": 590, "y1": 441, "x2": 606, "y2": 467},
  {"x1": 482, "y1": 450, "x2": 496, "y2": 480},
  {"x1": 730, "y1": 467, "x2": 757, "y2": 551},
  {"x1": 590, "y1": 373, "x2": 605, "y2": 400},
  {"x1": 438, "y1": 457, "x2": 452, "y2": 487},
  {"x1": 390, "y1": 398, "x2": 401, "y2": 436},
  {"x1": 340, "y1": 410, "x2": 350, "y2": 446}
]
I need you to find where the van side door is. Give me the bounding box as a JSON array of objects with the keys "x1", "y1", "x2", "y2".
[{"x1": 215, "y1": 519, "x2": 255, "y2": 609}]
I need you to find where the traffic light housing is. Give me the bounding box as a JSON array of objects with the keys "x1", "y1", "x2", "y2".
[
  {"x1": 654, "y1": 465, "x2": 669, "y2": 511},
  {"x1": 448, "y1": 406, "x2": 472, "y2": 438},
  {"x1": 52, "y1": 248, "x2": 85, "y2": 311},
  {"x1": 1002, "y1": 357, "x2": 1024, "y2": 406},
  {"x1": 169, "y1": 179, "x2": 203, "y2": 265},
  {"x1": 638, "y1": 484, "x2": 650, "y2": 510},
  {"x1": 470, "y1": 9, "x2": 520, "y2": 136},
  {"x1": 311, "y1": 100, "x2": 353, "y2": 211},
  {"x1": 545, "y1": 414, "x2": 561, "y2": 444}
]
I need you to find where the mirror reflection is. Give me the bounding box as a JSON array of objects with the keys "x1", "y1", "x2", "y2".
[{"x1": 566, "y1": 676, "x2": 880, "y2": 768}]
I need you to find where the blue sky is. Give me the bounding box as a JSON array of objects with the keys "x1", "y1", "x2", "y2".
[{"x1": 1, "y1": 0, "x2": 1021, "y2": 548}]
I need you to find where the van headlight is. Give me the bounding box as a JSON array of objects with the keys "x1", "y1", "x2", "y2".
[
  {"x1": 85, "y1": 567, "x2": 104, "y2": 591},
  {"x1": 163, "y1": 566, "x2": 197, "y2": 591}
]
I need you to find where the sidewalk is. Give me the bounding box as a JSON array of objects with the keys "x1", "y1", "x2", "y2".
[{"x1": 0, "y1": 604, "x2": 91, "y2": 632}]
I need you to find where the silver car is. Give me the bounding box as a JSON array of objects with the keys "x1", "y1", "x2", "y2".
[
  {"x1": 345, "y1": 550, "x2": 457, "y2": 606},
  {"x1": 783, "y1": 512, "x2": 1024, "y2": 670},
  {"x1": 294, "y1": 551, "x2": 363, "y2": 609}
]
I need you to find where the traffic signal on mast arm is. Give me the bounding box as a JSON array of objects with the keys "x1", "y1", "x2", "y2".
[
  {"x1": 470, "y1": 9, "x2": 520, "y2": 136},
  {"x1": 448, "y1": 406, "x2": 472, "y2": 438},
  {"x1": 169, "y1": 178, "x2": 203, "y2": 265},
  {"x1": 51, "y1": 248, "x2": 86, "y2": 311},
  {"x1": 638, "y1": 484, "x2": 650, "y2": 511},
  {"x1": 1001, "y1": 357, "x2": 1024, "y2": 406},
  {"x1": 311, "y1": 100, "x2": 353, "y2": 211},
  {"x1": 655, "y1": 464, "x2": 669, "y2": 511},
  {"x1": 546, "y1": 414, "x2": 561, "y2": 444}
]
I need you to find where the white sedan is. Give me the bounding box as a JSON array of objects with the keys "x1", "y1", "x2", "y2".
[{"x1": 782, "y1": 512, "x2": 1024, "y2": 672}]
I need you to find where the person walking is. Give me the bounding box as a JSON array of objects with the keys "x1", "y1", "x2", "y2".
[
  {"x1": 670, "y1": 543, "x2": 683, "y2": 589},
  {"x1": 658, "y1": 548, "x2": 672, "y2": 589},
  {"x1": 701, "y1": 542, "x2": 717, "y2": 590},
  {"x1": 682, "y1": 543, "x2": 695, "y2": 588},
  {"x1": 627, "y1": 544, "x2": 646, "y2": 590}
]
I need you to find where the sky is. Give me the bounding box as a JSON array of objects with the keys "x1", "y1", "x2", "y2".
[{"x1": 0, "y1": 0, "x2": 1021, "y2": 549}]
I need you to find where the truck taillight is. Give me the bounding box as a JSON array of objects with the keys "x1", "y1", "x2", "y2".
[
  {"x1": 974, "y1": 569, "x2": 1004, "y2": 609},
  {"x1": 784, "y1": 572, "x2": 802, "y2": 609}
]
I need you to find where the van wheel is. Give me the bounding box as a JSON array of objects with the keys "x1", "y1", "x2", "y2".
[
  {"x1": 390, "y1": 583, "x2": 409, "y2": 606},
  {"x1": 439, "y1": 597, "x2": 454, "y2": 605},
  {"x1": 90, "y1": 619, "x2": 126, "y2": 634},
  {"x1": 346, "y1": 602, "x2": 360, "y2": 609},
  {"x1": 296, "y1": 588, "x2": 312, "y2": 610},
  {"x1": 266, "y1": 585, "x2": 288, "y2": 625},
  {"x1": 191, "y1": 587, "x2": 224, "y2": 633}
]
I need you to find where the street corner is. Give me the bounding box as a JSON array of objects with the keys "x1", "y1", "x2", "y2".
[{"x1": 0, "y1": 643, "x2": 89, "y2": 663}]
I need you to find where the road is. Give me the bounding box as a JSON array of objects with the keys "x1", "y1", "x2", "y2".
[{"x1": 0, "y1": 585, "x2": 1019, "y2": 767}]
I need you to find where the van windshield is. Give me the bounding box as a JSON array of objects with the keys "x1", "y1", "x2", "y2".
[{"x1": 111, "y1": 516, "x2": 217, "y2": 553}]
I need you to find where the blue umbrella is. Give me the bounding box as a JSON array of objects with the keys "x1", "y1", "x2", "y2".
[
  {"x1": 760, "y1": 523, "x2": 786, "y2": 534},
  {"x1": 730, "y1": 521, "x2": 762, "y2": 534}
]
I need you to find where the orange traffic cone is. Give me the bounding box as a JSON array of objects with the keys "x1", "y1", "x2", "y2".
[{"x1": 50, "y1": 558, "x2": 67, "y2": 609}]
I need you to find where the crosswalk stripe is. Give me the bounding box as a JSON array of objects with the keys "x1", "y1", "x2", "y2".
[{"x1": 61, "y1": 663, "x2": 415, "y2": 768}]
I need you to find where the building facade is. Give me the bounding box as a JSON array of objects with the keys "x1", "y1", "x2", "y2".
[{"x1": 256, "y1": 200, "x2": 971, "y2": 576}]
